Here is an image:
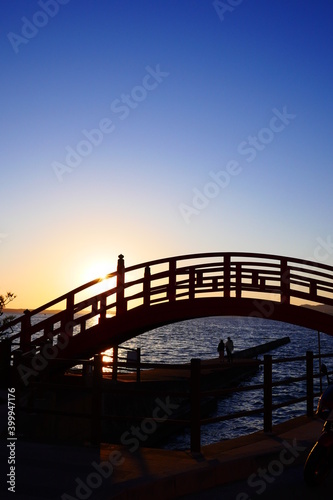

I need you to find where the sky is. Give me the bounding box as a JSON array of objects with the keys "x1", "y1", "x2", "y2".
[{"x1": 1, "y1": 0, "x2": 333, "y2": 309}]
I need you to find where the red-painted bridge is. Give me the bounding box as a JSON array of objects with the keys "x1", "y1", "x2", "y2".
[{"x1": 4, "y1": 252, "x2": 333, "y2": 364}]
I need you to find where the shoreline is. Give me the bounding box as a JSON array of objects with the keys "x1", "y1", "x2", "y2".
[{"x1": 3, "y1": 308, "x2": 62, "y2": 314}]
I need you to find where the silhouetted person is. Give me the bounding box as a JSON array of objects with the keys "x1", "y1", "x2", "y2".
[
  {"x1": 226, "y1": 337, "x2": 234, "y2": 363},
  {"x1": 217, "y1": 339, "x2": 225, "y2": 363}
]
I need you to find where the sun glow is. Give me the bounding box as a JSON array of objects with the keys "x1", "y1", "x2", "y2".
[
  {"x1": 69, "y1": 259, "x2": 118, "y2": 318},
  {"x1": 82, "y1": 261, "x2": 114, "y2": 284},
  {"x1": 76, "y1": 260, "x2": 117, "y2": 300}
]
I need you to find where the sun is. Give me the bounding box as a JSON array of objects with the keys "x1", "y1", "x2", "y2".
[
  {"x1": 78, "y1": 260, "x2": 117, "y2": 300},
  {"x1": 83, "y1": 261, "x2": 113, "y2": 283}
]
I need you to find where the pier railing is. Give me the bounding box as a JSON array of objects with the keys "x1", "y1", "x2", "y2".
[
  {"x1": 2, "y1": 252, "x2": 333, "y2": 352},
  {"x1": 12, "y1": 350, "x2": 333, "y2": 453}
]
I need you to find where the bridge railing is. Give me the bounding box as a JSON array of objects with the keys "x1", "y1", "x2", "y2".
[
  {"x1": 121, "y1": 252, "x2": 333, "y2": 308},
  {"x1": 2, "y1": 252, "x2": 333, "y2": 352}
]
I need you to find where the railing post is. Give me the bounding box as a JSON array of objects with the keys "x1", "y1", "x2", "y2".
[
  {"x1": 190, "y1": 358, "x2": 201, "y2": 454},
  {"x1": 309, "y1": 280, "x2": 317, "y2": 300},
  {"x1": 99, "y1": 295, "x2": 107, "y2": 323},
  {"x1": 264, "y1": 355, "x2": 272, "y2": 432},
  {"x1": 189, "y1": 267, "x2": 195, "y2": 300},
  {"x1": 168, "y1": 258, "x2": 176, "y2": 302},
  {"x1": 196, "y1": 270, "x2": 203, "y2": 287},
  {"x1": 112, "y1": 346, "x2": 118, "y2": 382},
  {"x1": 143, "y1": 266, "x2": 151, "y2": 307},
  {"x1": 43, "y1": 321, "x2": 54, "y2": 345},
  {"x1": 224, "y1": 254, "x2": 230, "y2": 298},
  {"x1": 116, "y1": 254, "x2": 126, "y2": 315},
  {"x1": 91, "y1": 354, "x2": 103, "y2": 444},
  {"x1": 252, "y1": 270, "x2": 259, "y2": 288},
  {"x1": 236, "y1": 262, "x2": 242, "y2": 298},
  {"x1": 62, "y1": 292, "x2": 74, "y2": 336},
  {"x1": 280, "y1": 258, "x2": 290, "y2": 305},
  {"x1": 306, "y1": 350, "x2": 314, "y2": 417}
]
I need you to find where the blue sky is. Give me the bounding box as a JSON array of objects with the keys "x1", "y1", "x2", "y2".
[{"x1": 1, "y1": 0, "x2": 333, "y2": 308}]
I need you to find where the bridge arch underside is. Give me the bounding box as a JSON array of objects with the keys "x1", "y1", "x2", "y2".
[{"x1": 63, "y1": 298, "x2": 333, "y2": 360}]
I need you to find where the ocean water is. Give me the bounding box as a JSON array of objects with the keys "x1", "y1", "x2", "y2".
[{"x1": 5, "y1": 313, "x2": 333, "y2": 448}]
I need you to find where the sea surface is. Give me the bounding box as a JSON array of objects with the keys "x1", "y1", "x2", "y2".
[{"x1": 5, "y1": 313, "x2": 333, "y2": 449}]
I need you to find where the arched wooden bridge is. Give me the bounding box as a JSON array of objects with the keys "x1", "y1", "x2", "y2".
[{"x1": 5, "y1": 252, "x2": 333, "y2": 364}]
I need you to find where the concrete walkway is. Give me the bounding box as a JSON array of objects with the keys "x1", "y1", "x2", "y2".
[
  {"x1": 106, "y1": 416, "x2": 323, "y2": 499},
  {"x1": 0, "y1": 415, "x2": 324, "y2": 499}
]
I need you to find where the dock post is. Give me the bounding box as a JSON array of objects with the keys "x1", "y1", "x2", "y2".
[
  {"x1": 91, "y1": 354, "x2": 103, "y2": 445},
  {"x1": 264, "y1": 355, "x2": 272, "y2": 432},
  {"x1": 306, "y1": 351, "x2": 314, "y2": 417},
  {"x1": 112, "y1": 346, "x2": 118, "y2": 382},
  {"x1": 136, "y1": 348, "x2": 141, "y2": 383},
  {"x1": 190, "y1": 358, "x2": 201, "y2": 454},
  {"x1": 317, "y1": 332, "x2": 322, "y2": 393}
]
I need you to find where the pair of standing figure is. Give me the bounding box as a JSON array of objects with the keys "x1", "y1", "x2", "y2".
[{"x1": 217, "y1": 336, "x2": 233, "y2": 362}]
